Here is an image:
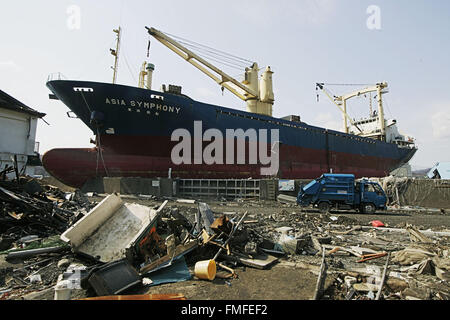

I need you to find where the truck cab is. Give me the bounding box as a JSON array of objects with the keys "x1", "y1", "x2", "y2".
[
  {"x1": 297, "y1": 174, "x2": 387, "y2": 213},
  {"x1": 357, "y1": 179, "x2": 387, "y2": 213}
]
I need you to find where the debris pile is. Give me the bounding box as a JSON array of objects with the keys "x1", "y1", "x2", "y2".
[
  {"x1": 315, "y1": 223, "x2": 450, "y2": 300},
  {"x1": 0, "y1": 178, "x2": 93, "y2": 252},
  {"x1": 1, "y1": 184, "x2": 449, "y2": 300},
  {"x1": 188, "y1": 206, "x2": 450, "y2": 300}
]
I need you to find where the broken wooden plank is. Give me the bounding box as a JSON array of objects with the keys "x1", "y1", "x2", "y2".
[
  {"x1": 353, "y1": 282, "x2": 379, "y2": 292},
  {"x1": 350, "y1": 246, "x2": 379, "y2": 256},
  {"x1": 139, "y1": 240, "x2": 197, "y2": 274},
  {"x1": 375, "y1": 252, "x2": 391, "y2": 300},
  {"x1": 406, "y1": 225, "x2": 433, "y2": 243},
  {"x1": 313, "y1": 247, "x2": 327, "y2": 300},
  {"x1": 277, "y1": 194, "x2": 297, "y2": 203},
  {"x1": 176, "y1": 199, "x2": 196, "y2": 204},
  {"x1": 322, "y1": 245, "x2": 361, "y2": 257}
]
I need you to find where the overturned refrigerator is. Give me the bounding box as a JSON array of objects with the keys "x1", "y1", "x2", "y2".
[{"x1": 60, "y1": 193, "x2": 198, "y2": 275}]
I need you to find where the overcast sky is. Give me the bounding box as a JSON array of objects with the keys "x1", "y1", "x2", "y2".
[{"x1": 1, "y1": 0, "x2": 449, "y2": 169}]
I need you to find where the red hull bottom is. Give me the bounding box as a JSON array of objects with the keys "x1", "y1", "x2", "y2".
[{"x1": 42, "y1": 145, "x2": 396, "y2": 188}]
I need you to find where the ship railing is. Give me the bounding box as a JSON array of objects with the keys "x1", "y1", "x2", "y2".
[
  {"x1": 47, "y1": 72, "x2": 68, "y2": 82},
  {"x1": 394, "y1": 139, "x2": 416, "y2": 149}
]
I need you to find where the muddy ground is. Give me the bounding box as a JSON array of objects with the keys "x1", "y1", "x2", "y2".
[{"x1": 137, "y1": 199, "x2": 450, "y2": 300}]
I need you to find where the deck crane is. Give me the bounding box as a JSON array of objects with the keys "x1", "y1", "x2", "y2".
[
  {"x1": 145, "y1": 27, "x2": 275, "y2": 116},
  {"x1": 316, "y1": 82, "x2": 389, "y2": 141}
]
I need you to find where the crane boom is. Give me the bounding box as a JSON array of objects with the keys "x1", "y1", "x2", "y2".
[
  {"x1": 316, "y1": 83, "x2": 363, "y2": 133},
  {"x1": 317, "y1": 82, "x2": 388, "y2": 141},
  {"x1": 146, "y1": 27, "x2": 257, "y2": 100},
  {"x1": 336, "y1": 82, "x2": 387, "y2": 138},
  {"x1": 146, "y1": 27, "x2": 274, "y2": 116}
]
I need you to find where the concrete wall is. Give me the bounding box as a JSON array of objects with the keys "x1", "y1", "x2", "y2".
[
  {"x1": 81, "y1": 177, "x2": 177, "y2": 197},
  {"x1": 0, "y1": 108, "x2": 38, "y2": 155}
]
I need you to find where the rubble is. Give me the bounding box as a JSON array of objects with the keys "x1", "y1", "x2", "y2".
[
  {"x1": 0, "y1": 177, "x2": 449, "y2": 300},
  {"x1": 0, "y1": 178, "x2": 93, "y2": 248}
]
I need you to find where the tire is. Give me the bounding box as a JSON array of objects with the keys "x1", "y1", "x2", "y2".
[
  {"x1": 318, "y1": 202, "x2": 330, "y2": 213},
  {"x1": 362, "y1": 203, "x2": 376, "y2": 214}
]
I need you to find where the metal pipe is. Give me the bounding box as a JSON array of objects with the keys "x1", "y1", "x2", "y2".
[{"x1": 6, "y1": 246, "x2": 68, "y2": 261}]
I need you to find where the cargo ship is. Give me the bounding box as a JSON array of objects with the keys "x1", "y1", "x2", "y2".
[{"x1": 43, "y1": 27, "x2": 417, "y2": 188}]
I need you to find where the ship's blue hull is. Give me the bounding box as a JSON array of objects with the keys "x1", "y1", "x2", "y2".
[{"x1": 43, "y1": 80, "x2": 416, "y2": 187}]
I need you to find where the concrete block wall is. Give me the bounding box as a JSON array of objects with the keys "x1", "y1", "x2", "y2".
[{"x1": 81, "y1": 177, "x2": 177, "y2": 197}]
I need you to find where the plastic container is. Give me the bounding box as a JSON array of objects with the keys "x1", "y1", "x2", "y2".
[
  {"x1": 371, "y1": 220, "x2": 385, "y2": 228},
  {"x1": 54, "y1": 279, "x2": 72, "y2": 300},
  {"x1": 278, "y1": 233, "x2": 298, "y2": 255},
  {"x1": 194, "y1": 260, "x2": 216, "y2": 280}
]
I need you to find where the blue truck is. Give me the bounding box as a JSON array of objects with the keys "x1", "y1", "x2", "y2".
[{"x1": 296, "y1": 174, "x2": 387, "y2": 214}]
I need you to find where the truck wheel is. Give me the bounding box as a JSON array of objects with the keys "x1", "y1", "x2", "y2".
[
  {"x1": 318, "y1": 202, "x2": 330, "y2": 213},
  {"x1": 362, "y1": 203, "x2": 376, "y2": 214}
]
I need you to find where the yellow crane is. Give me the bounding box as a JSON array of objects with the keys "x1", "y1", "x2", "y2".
[{"x1": 145, "y1": 27, "x2": 275, "y2": 116}]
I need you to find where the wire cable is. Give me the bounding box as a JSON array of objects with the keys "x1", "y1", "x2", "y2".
[
  {"x1": 177, "y1": 40, "x2": 251, "y2": 68},
  {"x1": 79, "y1": 91, "x2": 109, "y2": 177},
  {"x1": 164, "y1": 31, "x2": 254, "y2": 64},
  {"x1": 121, "y1": 49, "x2": 138, "y2": 84}
]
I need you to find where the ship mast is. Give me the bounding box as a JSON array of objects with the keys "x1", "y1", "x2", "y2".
[{"x1": 110, "y1": 27, "x2": 121, "y2": 84}]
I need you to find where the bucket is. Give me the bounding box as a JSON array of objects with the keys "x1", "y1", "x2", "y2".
[{"x1": 194, "y1": 260, "x2": 216, "y2": 280}]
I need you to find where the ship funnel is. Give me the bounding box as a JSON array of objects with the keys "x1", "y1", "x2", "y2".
[{"x1": 146, "y1": 63, "x2": 155, "y2": 90}]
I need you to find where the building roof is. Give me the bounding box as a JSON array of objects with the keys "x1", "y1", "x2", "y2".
[
  {"x1": 0, "y1": 89, "x2": 46, "y2": 118},
  {"x1": 427, "y1": 162, "x2": 450, "y2": 179}
]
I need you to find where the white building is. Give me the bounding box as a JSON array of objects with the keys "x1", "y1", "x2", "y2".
[{"x1": 0, "y1": 89, "x2": 45, "y2": 179}]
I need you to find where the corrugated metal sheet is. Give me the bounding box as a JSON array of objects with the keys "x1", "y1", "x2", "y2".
[{"x1": 0, "y1": 89, "x2": 45, "y2": 118}]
